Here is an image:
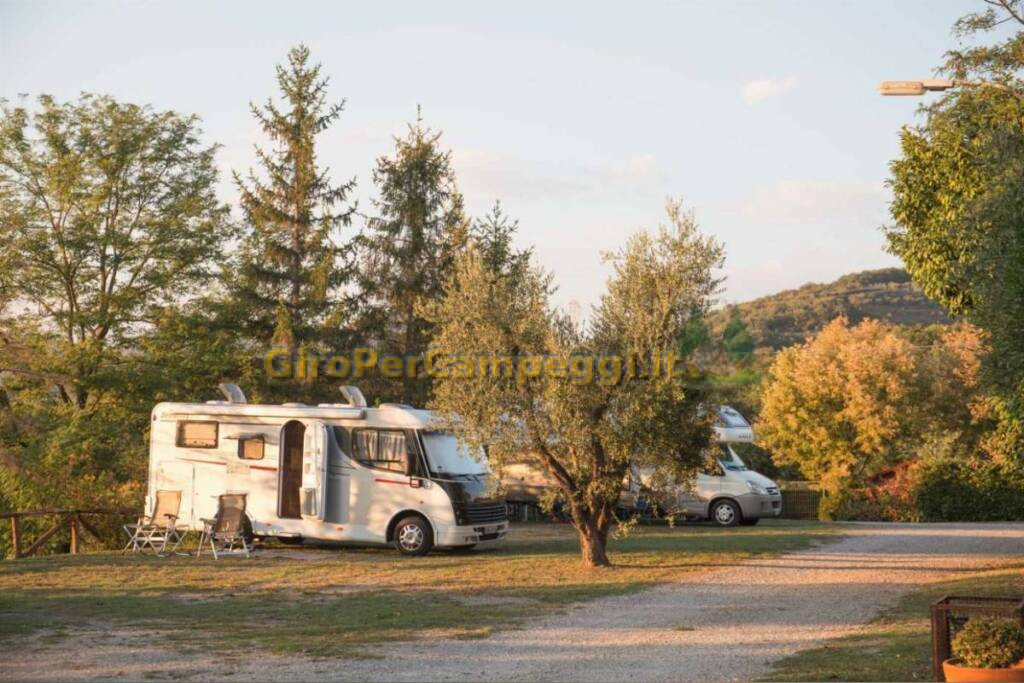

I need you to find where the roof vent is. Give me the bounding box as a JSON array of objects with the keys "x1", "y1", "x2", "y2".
[
  {"x1": 340, "y1": 385, "x2": 367, "y2": 408},
  {"x1": 218, "y1": 383, "x2": 247, "y2": 404}
]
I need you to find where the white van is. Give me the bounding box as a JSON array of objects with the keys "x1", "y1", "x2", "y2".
[
  {"x1": 502, "y1": 406, "x2": 781, "y2": 526},
  {"x1": 145, "y1": 384, "x2": 508, "y2": 556},
  {"x1": 635, "y1": 406, "x2": 782, "y2": 526}
]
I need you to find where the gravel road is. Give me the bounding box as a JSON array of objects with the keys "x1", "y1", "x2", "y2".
[{"x1": 306, "y1": 523, "x2": 1024, "y2": 682}]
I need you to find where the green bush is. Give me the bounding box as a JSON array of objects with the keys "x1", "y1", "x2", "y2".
[
  {"x1": 952, "y1": 617, "x2": 1024, "y2": 669},
  {"x1": 914, "y1": 459, "x2": 1024, "y2": 522},
  {"x1": 820, "y1": 458, "x2": 1024, "y2": 522}
]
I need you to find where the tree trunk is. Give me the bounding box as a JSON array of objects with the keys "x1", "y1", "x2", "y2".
[
  {"x1": 578, "y1": 524, "x2": 611, "y2": 567},
  {"x1": 568, "y1": 502, "x2": 612, "y2": 567}
]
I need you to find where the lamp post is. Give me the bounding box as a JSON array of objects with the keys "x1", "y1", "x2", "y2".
[{"x1": 878, "y1": 79, "x2": 1010, "y2": 96}]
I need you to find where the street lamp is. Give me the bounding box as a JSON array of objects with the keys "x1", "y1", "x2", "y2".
[
  {"x1": 878, "y1": 79, "x2": 1011, "y2": 96},
  {"x1": 878, "y1": 79, "x2": 956, "y2": 96}
]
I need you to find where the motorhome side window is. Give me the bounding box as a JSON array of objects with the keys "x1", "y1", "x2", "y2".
[
  {"x1": 177, "y1": 421, "x2": 218, "y2": 448},
  {"x1": 238, "y1": 436, "x2": 264, "y2": 460},
  {"x1": 353, "y1": 429, "x2": 407, "y2": 473}
]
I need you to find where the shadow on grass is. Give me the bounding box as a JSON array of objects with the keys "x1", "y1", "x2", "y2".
[{"x1": 0, "y1": 581, "x2": 640, "y2": 658}]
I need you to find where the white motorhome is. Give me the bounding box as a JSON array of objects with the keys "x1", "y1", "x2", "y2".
[
  {"x1": 145, "y1": 385, "x2": 508, "y2": 556},
  {"x1": 635, "y1": 406, "x2": 782, "y2": 526}
]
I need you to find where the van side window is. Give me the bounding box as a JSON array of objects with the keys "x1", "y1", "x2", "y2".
[
  {"x1": 238, "y1": 436, "x2": 264, "y2": 460},
  {"x1": 353, "y1": 429, "x2": 407, "y2": 473},
  {"x1": 177, "y1": 421, "x2": 218, "y2": 448}
]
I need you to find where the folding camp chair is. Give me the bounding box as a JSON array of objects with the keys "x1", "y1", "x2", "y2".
[
  {"x1": 123, "y1": 490, "x2": 187, "y2": 555},
  {"x1": 197, "y1": 494, "x2": 253, "y2": 559}
]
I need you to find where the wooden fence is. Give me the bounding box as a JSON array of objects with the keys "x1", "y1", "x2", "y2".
[
  {"x1": 778, "y1": 482, "x2": 821, "y2": 520},
  {"x1": 0, "y1": 509, "x2": 135, "y2": 559}
]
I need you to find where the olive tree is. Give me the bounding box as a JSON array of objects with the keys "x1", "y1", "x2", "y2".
[{"x1": 423, "y1": 201, "x2": 722, "y2": 567}]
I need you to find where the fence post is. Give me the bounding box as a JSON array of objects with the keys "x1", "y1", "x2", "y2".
[
  {"x1": 69, "y1": 515, "x2": 79, "y2": 555},
  {"x1": 10, "y1": 516, "x2": 20, "y2": 559}
]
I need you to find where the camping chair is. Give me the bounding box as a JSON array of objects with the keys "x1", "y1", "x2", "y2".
[
  {"x1": 197, "y1": 493, "x2": 253, "y2": 559},
  {"x1": 123, "y1": 490, "x2": 187, "y2": 555}
]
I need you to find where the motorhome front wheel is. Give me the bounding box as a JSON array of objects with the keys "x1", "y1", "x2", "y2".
[{"x1": 394, "y1": 516, "x2": 434, "y2": 556}]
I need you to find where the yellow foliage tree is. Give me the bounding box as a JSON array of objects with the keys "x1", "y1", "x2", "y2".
[
  {"x1": 758, "y1": 318, "x2": 920, "y2": 495},
  {"x1": 759, "y1": 318, "x2": 991, "y2": 498}
]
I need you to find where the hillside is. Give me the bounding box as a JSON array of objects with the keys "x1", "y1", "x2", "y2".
[{"x1": 710, "y1": 268, "x2": 952, "y2": 350}]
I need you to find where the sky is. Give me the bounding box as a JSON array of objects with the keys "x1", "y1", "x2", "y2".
[{"x1": 0, "y1": 0, "x2": 989, "y2": 313}]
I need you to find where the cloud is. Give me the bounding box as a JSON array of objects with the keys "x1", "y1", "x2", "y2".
[
  {"x1": 451, "y1": 146, "x2": 588, "y2": 202},
  {"x1": 741, "y1": 76, "x2": 798, "y2": 104},
  {"x1": 739, "y1": 179, "x2": 888, "y2": 225},
  {"x1": 611, "y1": 153, "x2": 669, "y2": 186},
  {"x1": 451, "y1": 147, "x2": 669, "y2": 204}
]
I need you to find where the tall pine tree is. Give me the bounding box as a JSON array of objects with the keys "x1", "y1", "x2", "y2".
[
  {"x1": 357, "y1": 112, "x2": 468, "y2": 405},
  {"x1": 233, "y1": 45, "x2": 356, "y2": 352}
]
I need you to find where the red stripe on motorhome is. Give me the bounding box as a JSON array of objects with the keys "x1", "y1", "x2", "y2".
[
  {"x1": 179, "y1": 458, "x2": 227, "y2": 467},
  {"x1": 374, "y1": 478, "x2": 407, "y2": 485},
  {"x1": 178, "y1": 458, "x2": 277, "y2": 472}
]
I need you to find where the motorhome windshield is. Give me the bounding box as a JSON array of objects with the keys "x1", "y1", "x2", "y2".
[
  {"x1": 421, "y1": 432, "x2": 487, "y2": 477},
  {"x1": 716, "y1": 407, "x2": 750, "y2": 429},
  {"x1": 717, "y1": 444, "x2": 748, "y2": 471}
]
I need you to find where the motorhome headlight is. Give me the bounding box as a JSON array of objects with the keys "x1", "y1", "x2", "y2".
[{"x1": 745, "y1": 481, "x2": 768, "y2": 495}]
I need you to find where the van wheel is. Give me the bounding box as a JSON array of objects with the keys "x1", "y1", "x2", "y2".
[
  {"x1": 739, "y1": 518, "x2": 760, "y2": 526},
  {"x1": 710, "y1": 500, "x2": 741, "y2": 527},
  {"x1": 394, "y1": 516, "x2": 434, "y2": 557}
]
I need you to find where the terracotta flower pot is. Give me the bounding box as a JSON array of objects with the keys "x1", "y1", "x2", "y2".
[{"x1": 943, "y1": 659, "x2": 1024, "y2": 683}]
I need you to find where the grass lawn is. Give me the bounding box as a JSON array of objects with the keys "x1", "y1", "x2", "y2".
[
  {"x1": 761, "y1": 567, "x2": 1024, "y2": 682},
  {"x1": 0, "y1": 520, "x2": 836, "y2": 658}
]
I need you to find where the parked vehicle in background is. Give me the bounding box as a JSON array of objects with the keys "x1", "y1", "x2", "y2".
[
  {"x1": 634, "y1": 406, "x2": 783, "y2": 526},
  {"x1": 502, "y1": 406, "x2": 782, "y2": 526},
  {"x1": 145, "y1": 384, "x2": 508, "y2": 556}
]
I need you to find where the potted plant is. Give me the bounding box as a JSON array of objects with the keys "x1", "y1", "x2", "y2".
[{"x1": 944, "y1": 617, "x2": 1024, "y2": 682}]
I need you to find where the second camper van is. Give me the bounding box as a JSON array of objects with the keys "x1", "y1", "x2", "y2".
[
  {"x1": 145, "y1": 385, "x2": 508, "y2": 556},
  {"x1": 502, "y1": 406, "x2": 782, "y2": 526},
  {"x1": 633, "y1": 406, "x2": 782, "y2": 526}
]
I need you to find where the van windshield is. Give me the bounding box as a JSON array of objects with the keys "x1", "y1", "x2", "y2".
[
  {"x1": 421, "y1": 432, "x2": 487, "y2": 477},
  {"x1": 717, "y1": 444, "x2": 748, "y2": 471}
]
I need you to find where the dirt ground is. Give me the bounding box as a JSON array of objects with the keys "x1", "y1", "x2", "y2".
[{"x1": 4, "y1": 522, "x2": 1024, "y2": 682}]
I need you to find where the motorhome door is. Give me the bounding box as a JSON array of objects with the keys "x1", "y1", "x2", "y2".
[{"x1": 300, "y1": 421, "x2": 329, "y2": 520}]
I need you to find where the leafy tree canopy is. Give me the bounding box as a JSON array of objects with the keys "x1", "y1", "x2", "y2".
[
  {"x1": 757, "y1": 318, "x2": 990, "y2": 497},
  {"x1": 423, "y1": 200, "x2": 722, "y2": 566},
  {"x1": 886, "y1": 0, "x2": 1024, "y2": 458},
  {"x1": 0, "y1": 94, "x2": 232, "y2": 538}
]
